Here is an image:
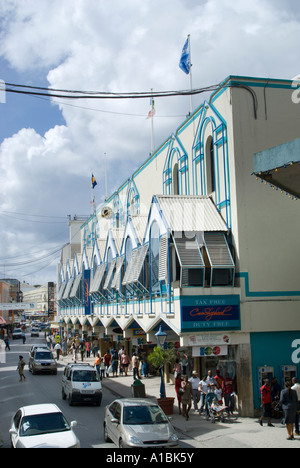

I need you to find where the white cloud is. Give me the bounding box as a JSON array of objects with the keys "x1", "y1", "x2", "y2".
[{"x1": 1, "y1": 0, "x2": 300, "y2": 283}]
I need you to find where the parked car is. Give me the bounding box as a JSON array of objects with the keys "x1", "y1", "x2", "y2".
[
  {"x1": 29, "y1": 343, "x2": 50, "y2": 358},
  {"x1": 9, "y1": 404, "x2": 80, "y2": 448},
  {"x1": 103, "y1": 398, "x2": 179, "y2": 448},
  {"x1": 12, "y1": 328, "x2": 23, "y2": 340},
  {"x1": 29, "y1": 348, "x2": 57, "y2": 375},
  {"x1": 62, "y1": 363, "x2": 102, "y2": 406},
  {"x1": 31, "y1": 327, "x2": 39, "y2": 338}
]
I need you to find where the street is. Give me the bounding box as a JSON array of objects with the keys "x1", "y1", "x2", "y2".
[
  {"x1": 0, "y1": 333, "x2": 115, "y2": 449},
  {"x1": 0, "y1": 333, "x2": 200, "y2": 450}
]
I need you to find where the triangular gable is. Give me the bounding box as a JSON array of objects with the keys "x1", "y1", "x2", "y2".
[
  {"x1": 91, "y1": 240, "x2": 102, "y2": 269},
  {"x1": 143, "y1": 195, "x2": 169, "y2": 244},
  {"x1": 120, "y1": 216, "x2": 140, "y2": 256},
  {"x1": 73, "y1": 254, "x2": 80, "y2": 276},
  {"x1": 104, "y1": 229, "x2": 118, "y2": 262},
  {"x1": 81, "y1": 247, "x2": 89, "y2": 271}
]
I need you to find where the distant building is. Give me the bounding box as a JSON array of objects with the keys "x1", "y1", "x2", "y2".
[{"x1": 22, "y1": 282, "x2": 57, "y2": 320}]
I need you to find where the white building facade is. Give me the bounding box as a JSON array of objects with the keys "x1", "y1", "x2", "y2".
[{"x1": 56, "y1": 76, "x2": 300, "y2": 416}]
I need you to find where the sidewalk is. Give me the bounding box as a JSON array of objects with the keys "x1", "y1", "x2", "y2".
[{"x1": 57, "y1": 354, "x2": 299, "y2": 448}]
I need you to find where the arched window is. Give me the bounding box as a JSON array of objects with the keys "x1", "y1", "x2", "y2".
[
  {"x1": 205, "y1": 136, "x2": 215, "y2": 194},
  {"x1": 150, "y1": 221, "x2": 160, "y2": 293},
  {"x1": 173, "y1": 163, "x2": 179, "y2": 195}
]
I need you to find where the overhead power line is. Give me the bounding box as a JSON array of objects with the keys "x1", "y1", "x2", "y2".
[{"x1": 4, "y1": 82, "x2": 221, "y2": 100}]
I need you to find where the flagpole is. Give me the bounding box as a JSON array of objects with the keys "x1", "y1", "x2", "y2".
[
  {"x1": 188, "y1": 34, "x2": 193, "y2": 115},
  {"x1": 151, "y1": 89, "x2": 154, "y2": 154},
  {"x1": 104, "y1": 152, "x2": 108, "y2": 201}
]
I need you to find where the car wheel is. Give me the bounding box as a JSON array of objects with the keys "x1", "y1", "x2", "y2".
[
  {"x1": 104, "y1": 424, "x2": 111, "y2": 443},
  {"x1": 119, "y1": 438, "x2": 125, "y2": 448},
  {"x1": 62, "y1": 388, "x2": 66, "y2": 400},
  {"x1": 68, "y1": 394, "x2": 74, "y2": 406}
]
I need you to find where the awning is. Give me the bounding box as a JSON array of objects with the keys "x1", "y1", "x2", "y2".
[
  {"x1": 90, "y1": 264, "x2": 106, "y2": 293},
  {"x1": 155, "y1": 195, "x2": 228, "y2": 232},
  {"x1": 123, "y1": 244, "x2": 149, "y2": 286}
]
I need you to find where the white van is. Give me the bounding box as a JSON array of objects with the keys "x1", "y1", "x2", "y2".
[{"x1": 62, "y1": 363, "x2": 102, "y2": 406}]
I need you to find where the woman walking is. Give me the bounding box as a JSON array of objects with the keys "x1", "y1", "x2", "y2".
[
  {"x1": 17, "y1": 355, "x2": 26, "y2": 382},
  {"x1": 181, "y1": 375, "x2": 192, "y2": 421},
  {"x1": 280, "y1": 381, "x2": 299, "y2": 440},
  {"x1": 175, "y1": 372, "x2": 183, "y2": 415}
]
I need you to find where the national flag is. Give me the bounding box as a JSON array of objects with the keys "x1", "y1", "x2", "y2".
[
  {"x1": 91, "y1": 174, "x2": 97, "y2": 189},
  {"x1": 179, "y1": 37, "x2": 191, "y2": 75},
  {"x1": 146, "y1": 97, "x2": 155, "y2": 119}
]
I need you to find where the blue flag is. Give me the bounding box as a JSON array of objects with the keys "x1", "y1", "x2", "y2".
[
  {"x1": 179, "y1": 37, "x2": 191, "y2": 75},
  {"x1": 91, "y1": 174, "x2": 97, "y2": 189}
]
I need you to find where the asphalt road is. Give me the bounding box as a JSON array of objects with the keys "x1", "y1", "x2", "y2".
[{"x1": 0, "y1": 333, "x2": 114, "y2": 449}]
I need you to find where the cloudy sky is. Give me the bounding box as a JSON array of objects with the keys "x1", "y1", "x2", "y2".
[{"x1": 0, "y1": 0, "x2": 299, "y2": 286}]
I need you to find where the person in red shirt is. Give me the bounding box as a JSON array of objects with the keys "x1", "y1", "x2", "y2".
[
  {"x1": 259, "y1": 379, "x2": 274, "y2": 427},
  {"x1": 222, "y1": 373, "x2": 235, "y2": 414}
]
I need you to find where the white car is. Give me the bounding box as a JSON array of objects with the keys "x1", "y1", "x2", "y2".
[
  {"x1": 9, "y1": 404, "x2": 80, "y2": 448},
  {"x1": 62, "y1": 363, "x2": 102, "y2": 406},
  {"x1": 104, "y1": 398, "x2": 179, "y2": 448}
]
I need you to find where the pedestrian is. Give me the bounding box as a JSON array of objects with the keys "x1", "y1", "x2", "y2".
[
  {"x1": 62, "y1": 339, "x2": 67, "y2": 357},
  {"x1": 100, "y1": 357, "x2": 106, "y2": 380},
  {"x1": 280, "y1": 381, "x2": 299, "y2": 440},
  {"x1": 259, "y1": 379, "x2": 274, "y2": 427},
  {"x1": 79, "y1": 341, "x2": 85, "y2": 362},
  {"x1": 54, "y1": 342, "x2": 61, "y2": 360},
  {"x1": 199, "y1": 375, "x2": 209, "y2": 417},
  {"x1": 111, "y1": 350, "x2": 119, "y2": 377},
  {"x1": 85, "y1": 340, "x2": 91, "y2": 358},
  {"x1": 104, "y1": 350, "x2": 111, "y2": 377},
  {"x1": 94, "y1": 353, "x2": 101, "y2": 376},
  {"x1": 22, "y1": 331, "x2": 26, "y2": 344},
  {"x1": 181, "y1": 353, "x2": 189, "y2": 377},
  {"x1": 175, "y1": 372, "x2": 183, "y2": 415},
  {"x1": 214, "y1": 369, "x2": 224, "y2": 388},
  {"x1": 4, "y1": 336, "x2": 10, "y2": 351},
  {"x1": 222, "y1": 372, "x2": 235, "y2": 414},
  {"x1": 71, "y1": 340, "x2": 78, "y2": 363},
  {"x1": 142, "y1": 356, "x2": 149, "y2": 378},
  {"x1": 120, "y1": 350, "x2": 130, "y2": 376},
  {"x1": 173, "y1": 359, "x2": 181, "y2": 379},
  {"x1": 291, "y1": 377, "x2": 300, "y2": 435},
  {"x1": 206, "y1": 370, "x2": 217, "y2": 391},
  {"x1": 181, "y1": 376, "x2": 192, "y2": 421},
  {"x1": 132, "y1": 353, "x2": 140, "y2": 380},
  {"x1": 189, "y1": 371, "x2": 201, "y2": 411},
  {"x1": 17, "y1": 355, "x2": 26, "y2": 382}
]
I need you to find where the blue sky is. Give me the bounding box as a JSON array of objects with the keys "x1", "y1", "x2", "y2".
[{"x1": 0, "y1": 0, "x2": 300, "y2": 285}]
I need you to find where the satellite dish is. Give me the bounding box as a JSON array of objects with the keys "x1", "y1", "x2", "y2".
[{"x1": 101, "y1": 206, "x2": 113, "y2": 219}]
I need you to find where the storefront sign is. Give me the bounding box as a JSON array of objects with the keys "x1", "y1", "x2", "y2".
[
  {"x1": 181, "y1": 295, "x2": 240, "y2": 331},
  {"x1": 192, "y1": 345, "x2": 228, "y2": 357},
  {"x1": 188, "y1": 334, "x2": 231, "y2": 346},
  {"x1": 292, "y1": 339, "x2": 300, "y2": 364},
  {"x1": 84, "y1": 270, "x2": 91, "y2": 316}
]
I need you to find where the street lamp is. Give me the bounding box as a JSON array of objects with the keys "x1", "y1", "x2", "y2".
[
  {"x1": 155, "y1": 326, "x2": 168, "y2": 398},
  {"x1": 155, "y1": 326, "x2": 167, "y2": 349}
]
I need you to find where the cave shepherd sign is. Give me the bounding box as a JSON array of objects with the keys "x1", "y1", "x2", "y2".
[{"x1": 181, "y1": 295, "x2": 240, "y2": 331}]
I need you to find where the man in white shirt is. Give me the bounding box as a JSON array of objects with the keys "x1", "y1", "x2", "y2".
[
  {"x1": 292, "y1": 377, "x2": 300, "y2": 435},
  {"x1": 189, "y1": 371, "x2": 201, "y2": 411}
]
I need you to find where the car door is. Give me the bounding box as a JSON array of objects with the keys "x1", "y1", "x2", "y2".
[
  {"x1": 11, "y1": 410, "x2": 22, "y2": 448},
  {"x1": 106, "y1": 402, "x2": 118, "y2": 443},
  {"x1": 111, "y1": 403, "x2": 122, "y2": 446}
]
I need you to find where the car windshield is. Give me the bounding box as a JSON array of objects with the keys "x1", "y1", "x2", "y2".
[
  {"x1": 35, "y1": 352, "x2": 53, "y2": 360},
  {"x1": 72, "y1": 370, "x2": 100, "y2": 382},
  {"x1": 19, "y1": 412, "x2": 70, "y2": 437},
  {"x1": 123, "y1": 405, "x2": 169, "y2": 425}
]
